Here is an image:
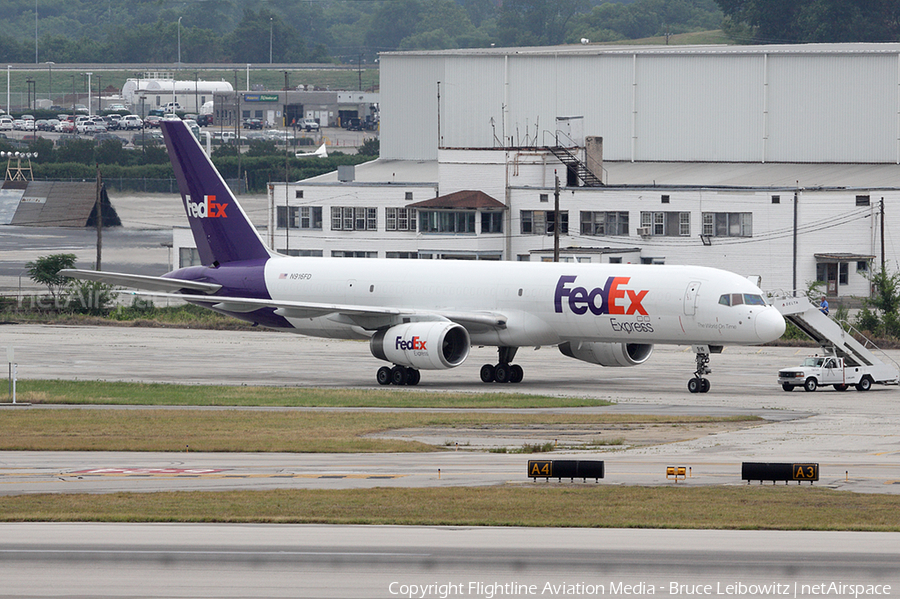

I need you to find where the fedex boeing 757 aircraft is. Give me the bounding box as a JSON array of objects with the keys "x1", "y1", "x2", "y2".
[{"x1": 63, "y1": 121, "x2": 786, "y2": 393}]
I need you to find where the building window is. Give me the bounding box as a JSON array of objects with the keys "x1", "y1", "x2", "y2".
[
  {"x1": 702, "y1": 212, "x2": 752, "y2": 237},
  {"x1": 608, "y1": 257, "x2": 623, "y2": 264},
  {"x1": 278, "y1": 206, "x2": 321, "y2": 229},
  {"x1": 521, "y1": 210, "x2": 568, "y2": 235},
  {"x1": 280, "y1": 249, "x2": 323, "y2": 257},
  {"x1": 641, "y1": 211, "x2": 690, "y2": 236},
  {"x1": 386, "y1": 207, "x2": 416, "y2": 231},
  {"x1": 386, "y1": 252, "x2": 419, "y2": 259},
  {"x1": 517, "y1": 254, "x2": 530, "y2": 261},
  {"x1": 661, "y1": 195, "x2": 670, "y2": 204},
  {"x1": 581, "y1": 211, "x2": 629, "y2": 236},
  {"x1": 856, "y1": 195, "x2": 871, "y2": 206},
  {"x1": 419, "y1": 210, "x2": 476, "y2": 234},
  {"x1": 331, "y1": 206, "x2": 376, "y2": 231},
  {"x1": 839, "y1": 262, "x2": 849, "y2": 285},
  {"x1": 405, "y1": 192, "x2": 413, "y2": 200},
  {"x1": 331, "y1": 250, "x2": 377, "y2": 258},
  {"x1": 481, "y1": 212, "x2": 503, "y2": 234},
  {"x1": 539, "y1": 193, "x2": 549, "y2": 203},
  {"x1": 857, "y1": 260, "x2": 869, "y2": 273},
  {"x1": 295, "y1": 190, "x2": 304, "y2": 199},
  {"x1": 771, "y1": 195, "x2": 780, "y2": 204}
]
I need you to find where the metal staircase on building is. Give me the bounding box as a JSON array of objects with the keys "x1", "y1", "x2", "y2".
[
  {"x1": 771, "y1": 295, "x2": 900, "y2": 384},
  {"x1": 548, "y1": 146, "x2": 604, "y2": 187}
]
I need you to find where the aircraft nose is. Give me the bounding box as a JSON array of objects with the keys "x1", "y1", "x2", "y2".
[{"x1": 755, "y1": 307, "x2": 786, "y2": 342}]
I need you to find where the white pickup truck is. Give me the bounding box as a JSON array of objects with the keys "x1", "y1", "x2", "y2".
[{"x1": 778, "y1": 355, "x2": 875, "y2": 392}]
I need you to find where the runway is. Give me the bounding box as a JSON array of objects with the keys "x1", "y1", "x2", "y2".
[{"x1": 1, "y1": 524, "x2": 898, "y2": 598}]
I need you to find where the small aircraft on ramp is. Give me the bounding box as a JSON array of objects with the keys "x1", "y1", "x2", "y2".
[
  {"x1": 295, "y1": 143, "x2": 327, "y2": 158},
  {"x1": 63, "y1": 121, "x2": 786, "y2": 392}
]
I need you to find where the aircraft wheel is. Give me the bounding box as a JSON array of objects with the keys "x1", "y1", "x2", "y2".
[
  {"x1": 406, "y1": 368, "x2": 421, "y2": 386},
  {"x1": 494, "y1": 363, "x2": 511, "y2": 384},
  {"x1": 804, "y1": 377, "x2": 818, "y2": 392},
  {"x1": 781, "y1": 383, "x2": 794, "y2": 392},
  {"x1": 699, "y1": 378, "x2": 710, "y2": 393},
  {"x1": 855, "y1": 376, "x2": 873, "y2": 391},
  {"x1": 480, "y1": 364, "x2": 495, "y2": 383},
  {"x1": 509, "y1": 364, "x2": 524, "y2": 384},
  {"x1": 391, "y1": 365, "x2": 409, "y2": 386},
  {"x1": 376, "y1": 366, "x2": 392, "y2": 386},
  {"x1": 687, "y1": 377, "x2": 701, "y2": 393}
]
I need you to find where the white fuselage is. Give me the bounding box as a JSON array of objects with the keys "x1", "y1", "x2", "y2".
[{"x1": 263, "y1": 258, "x2": 785, "y2": 348}]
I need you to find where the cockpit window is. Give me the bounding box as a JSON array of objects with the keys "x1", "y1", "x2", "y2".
[{"x1": 719, "y1": 293, "x2": 767, "y2": 307}]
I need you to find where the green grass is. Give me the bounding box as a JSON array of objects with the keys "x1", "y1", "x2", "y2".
[
  {"x1": 0, "y1": 408, "x2": 753, "y2": 453},
  {"x1": 7, "y1": 378, "x2": 613, "y2": 408},
  {"x1": 2, "y1": 486, "x2": 898, "y2": 530}
]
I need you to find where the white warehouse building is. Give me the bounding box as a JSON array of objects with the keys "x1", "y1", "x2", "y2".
[{"x1": 181, "y1": 43, "x2": 900, "y2": 300}]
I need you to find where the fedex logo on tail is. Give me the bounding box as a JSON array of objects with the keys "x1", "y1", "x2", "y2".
[
  {"x1": 186, "y1": 195, "x2": 228, "y2": 219},
  {"x1": 554, "y1": 275, "x2": 648, "y2": 316}
]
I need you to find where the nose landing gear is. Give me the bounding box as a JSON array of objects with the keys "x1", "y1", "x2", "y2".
[{"x1": 688, "y1": 346, "x2": 712, "y2": 393}]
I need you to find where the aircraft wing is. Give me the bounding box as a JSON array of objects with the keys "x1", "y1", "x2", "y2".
[
  {"x1": 60, "y1": 269, "x2": 223, "y2": 294},
  {"x1": 133, "y1": 291, "x2": 508, "y2": 331}
]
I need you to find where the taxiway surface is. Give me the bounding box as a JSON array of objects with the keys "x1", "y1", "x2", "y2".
[{"x1": 1, "y1": 325, "x2": 899, "y2": 495}]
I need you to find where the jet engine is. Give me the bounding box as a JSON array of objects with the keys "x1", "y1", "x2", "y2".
[
  {"x1": 558, "y1": 341, "x2": 653, "y2": 367},
  {"x1": 370, "y1": 322, "x2": 470, "y2": 370}
]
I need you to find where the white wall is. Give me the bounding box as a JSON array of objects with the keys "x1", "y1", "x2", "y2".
[{"x1": 381, "y1": 44, "x2": 900, "y2": 164}]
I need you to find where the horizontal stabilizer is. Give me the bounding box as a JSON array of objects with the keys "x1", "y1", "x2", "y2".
[{"x1": 60, "y1": 269, "x2": 222, "y2": 294}]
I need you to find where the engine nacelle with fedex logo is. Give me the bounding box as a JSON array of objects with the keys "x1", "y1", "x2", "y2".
[{"x1": 370, "y1": 322, "x2": 470, "y2": 370}]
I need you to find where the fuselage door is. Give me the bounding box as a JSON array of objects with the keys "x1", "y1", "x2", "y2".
[{"x1": 683, "y1": 281, "x2": 701, "y2": 316}]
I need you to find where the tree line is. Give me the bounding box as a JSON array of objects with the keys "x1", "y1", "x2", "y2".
[{"x1": 1, "y1": 0, "x2": 725, "y2": 65}]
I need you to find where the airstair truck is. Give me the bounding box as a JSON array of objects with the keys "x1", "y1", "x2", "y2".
[{"x1": 771, "y1": 295, "x2": 899, "y2": 392}]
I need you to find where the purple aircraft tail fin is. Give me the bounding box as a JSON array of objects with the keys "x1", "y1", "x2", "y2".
[{"x1": 161, "y1": 120, "x2": 271, "y2": 266}]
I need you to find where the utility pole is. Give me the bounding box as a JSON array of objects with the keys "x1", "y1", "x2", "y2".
[
  {"x1": 95, "y1": 166, "x2": 103, "y2": 271},
  {"x1": 553, "y1": 172, "x2": 560, "y2": 262},
  {"x1": 881, "y1": 198, "x2": 885, "y2": 270}
]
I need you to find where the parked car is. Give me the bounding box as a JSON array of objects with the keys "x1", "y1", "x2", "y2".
[
  {"x1": 74, "y1": 104, "x2": 89, "y2": 114},
  {"x1": 163, "y1": 102, "x2": 182, "y2": 113},
  {"x1": 346, "y1": 117, "x2": 363, "y2": 131},
  {"x1": 0, "y1": 117, "x2": 13, "y2": 131},
  {"x1": 196, "y1": 114, "x2": 214, "y2": 126},
  {"x1": 243, "y1": 118, "x2": 263, "y2": 130},
  {"x1": 54, "y1": 120, "x2": 74, "y2": 133},
  {"x1": 119, "y1": 115, "x2": 144, "y2": 130},
  {"x1": 299, "y1": 117, "x2": 319, "y2": 131},
  {"x1": 34, "y1": 119, "x2": 53, "y2": 131},
  {"x1": 106, "y1": 104, "x2": 127, "y2": 112},
  {"x1": 144, "y1": 115, "x2": 162, "y2": 128},
  {"x1": 94, "y1": 132, "x2": 125, "y2": 145}
]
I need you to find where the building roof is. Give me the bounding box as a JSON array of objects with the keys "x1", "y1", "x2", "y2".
[
  {"x1": 383, "y1": 42, "x2": 900, "y2": 59},
  {"x1": 301, "y1": 158, "x2": 900, "y2": 190},
  {"x1": 407, "y1": 189, "x2": 505, "y2": 209},
  {"x1": 299, "y1": 158, "x2": 438, "y2": 185}
]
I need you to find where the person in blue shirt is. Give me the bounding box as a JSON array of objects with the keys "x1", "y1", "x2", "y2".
[{"x1": 819, "y1": 296, "x2": 829, "y2": 315}]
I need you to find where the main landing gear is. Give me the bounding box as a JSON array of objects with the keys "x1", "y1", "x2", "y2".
[
  {"x1": 687, "y1": 348, "x2": 711, "y2": 394},
  {"x1": 376, "y1": 365, "x2": 420, "y2": 386},
  {"x1": 480, "y1": 346, "x2": 524, "y2": 384}
]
